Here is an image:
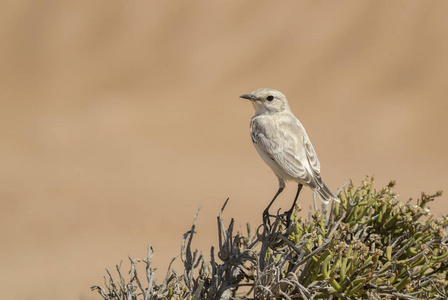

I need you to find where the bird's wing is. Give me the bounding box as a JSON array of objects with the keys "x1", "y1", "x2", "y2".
[
  {"x1": 256, "y1": 130, "x2": 310, "y2": 181},
  {"x1": 299, "y1": 129, "x2": 338, "y2": 203},
  {"x1": 251, "y1": 117, "x2": 312, "y2": 183},
  {"x1": 251, "y1": 116, "x2": 336, "y2": 202}
]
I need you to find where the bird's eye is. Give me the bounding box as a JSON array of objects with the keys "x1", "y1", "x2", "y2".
[{"x1": 267, "y1": 95, "x2": 274, "y2": 101}]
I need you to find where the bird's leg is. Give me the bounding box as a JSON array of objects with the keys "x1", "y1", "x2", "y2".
[
  {"x1": 285, "y1": 183, "x2": 303, "y2": 227},
  {"x1": 263, "y1": 187, "x2": 284, "y2": 226}
]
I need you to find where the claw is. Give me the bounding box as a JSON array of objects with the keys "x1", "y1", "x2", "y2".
[
  {"x1": 285, "y1": 209, "x2": 293, "y2": 227},
  {"x1": 262, "y1": 209, "x2": 271, "y2": 227}
]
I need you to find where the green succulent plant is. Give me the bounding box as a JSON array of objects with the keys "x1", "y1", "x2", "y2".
[{"x1": 92, "y1": 177, "x2": 447, "y2": 299}]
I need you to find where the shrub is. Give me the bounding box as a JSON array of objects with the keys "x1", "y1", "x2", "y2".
[{"x1": 91, "y1": 177, "x2": 447, "y2": 299}]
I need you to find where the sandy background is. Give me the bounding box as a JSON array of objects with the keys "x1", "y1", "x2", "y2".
[{"x1": 1, "y1": 1, "x2": 447, "y2": 299}]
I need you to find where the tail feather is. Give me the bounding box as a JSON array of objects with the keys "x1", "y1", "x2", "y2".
[{"x1": 316, "y1": 181, "x2": 340, "y2": 204}]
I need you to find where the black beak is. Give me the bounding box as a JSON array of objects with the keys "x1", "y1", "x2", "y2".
[{"x1": 240, "y1": 94, "x2": 257, "y2": 101}]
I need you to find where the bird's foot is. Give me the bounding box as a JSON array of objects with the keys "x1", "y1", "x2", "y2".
[
  {"x1": 262, "y1": 209, "x2": 271, "y2": 228},
  {"x1": 284, "y1": 209, "x2": 293, "y2": 228}
]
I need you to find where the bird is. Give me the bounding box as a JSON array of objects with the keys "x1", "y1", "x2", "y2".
[{"x1": 240, "y1": 88, "x2": 339, "y2": 226}]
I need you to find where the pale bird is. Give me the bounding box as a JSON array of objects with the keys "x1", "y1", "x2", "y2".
[{"x1": 240, "y1": 88, "x2": 338, "y2": 225}]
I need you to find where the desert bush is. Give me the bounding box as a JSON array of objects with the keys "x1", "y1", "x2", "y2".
[{"x1": 91, "y1": 177, "x2": 447, "y2": 299}]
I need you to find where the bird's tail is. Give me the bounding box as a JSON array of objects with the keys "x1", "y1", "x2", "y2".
[{"x1": 316, "y1": 181, "x2": 340, "y2": 204}]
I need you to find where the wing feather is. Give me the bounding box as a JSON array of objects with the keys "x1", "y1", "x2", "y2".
[{"x1": 251, "y1": 116, "x2": 338, "y2": 203}]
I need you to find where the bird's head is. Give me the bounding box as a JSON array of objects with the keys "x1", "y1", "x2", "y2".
[{"x1": 240, "y1": 88, "x2": 290, "y2": 115}]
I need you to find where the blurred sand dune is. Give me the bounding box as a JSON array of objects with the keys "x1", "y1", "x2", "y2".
[{"x1": 1, "y1": 1, "x2": 447, "y2": 299}]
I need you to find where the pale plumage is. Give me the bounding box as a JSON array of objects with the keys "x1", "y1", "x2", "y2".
[{"x1": 240, "y1": 88, "x2": 338, "y2": 225}]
